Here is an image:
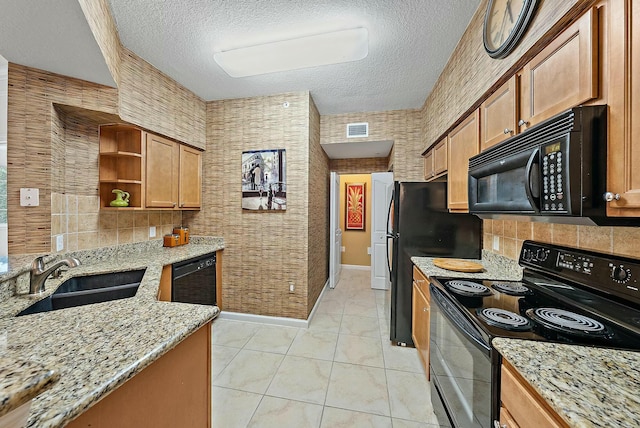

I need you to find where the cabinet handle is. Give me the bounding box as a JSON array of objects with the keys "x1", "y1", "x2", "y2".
[
  {"x1": 493, "y1": 421, "x2": 507, "y2": 428},
  {"x1": 518, "y1": 119, "x2": 529, "y2": 127},
  {"x1": 423, "y1": 307, "x2": 429, "y2": 312},
  {"x1": 603, "y1": 192, "x2": 621, "y2": 202},
  {"x1": 503, "y1": 128, "x2": 512, "y2": 134},
  {"x1": 173, "y1": 203, "x2": 177, "y2": 207}
]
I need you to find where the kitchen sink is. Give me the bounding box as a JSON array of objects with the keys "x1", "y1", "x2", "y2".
[{"x1": 17, "y1": 269, "x2": 146, "y2": 316}]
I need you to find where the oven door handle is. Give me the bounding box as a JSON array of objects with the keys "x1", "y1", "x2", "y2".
[
  {"x1": 430, "y1": 283, "x2": 491, "y2": 354},
  {"x1": 524, "y1": 148, "x2": 541, "y2": 212}
]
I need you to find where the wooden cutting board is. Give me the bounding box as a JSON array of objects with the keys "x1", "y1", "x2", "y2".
[{"x1": 433, "y1": 258, "x2": 484, "y2": 272}]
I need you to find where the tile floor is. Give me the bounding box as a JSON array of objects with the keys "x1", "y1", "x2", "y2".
[{"x1": 211, "y1": 268, "x2": 446, "y2": 427}]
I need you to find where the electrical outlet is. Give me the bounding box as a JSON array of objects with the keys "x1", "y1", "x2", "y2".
[
  {"x1": 493, "y1": 236, "x2": 500, "y2": 251},
  {"x1": 56, "y1": 234, "x2": 64, "y2": 252},
  {"x1": 341, "y1": 246, "x2": 345, "y2": 252},
  {"x1": 149, "y1": 226, "x2": 157, "y2": 238},
  {"x1": 289, "y1": 282, "x2": 295, "y2": 293},
  {"x1": 367, "y1": 247, "x2": 371, "y2": 255}
]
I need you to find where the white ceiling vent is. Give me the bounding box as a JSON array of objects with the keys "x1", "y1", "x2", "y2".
[{"x1": 346, "y1": 122, "x2": 369, "y2": 138}]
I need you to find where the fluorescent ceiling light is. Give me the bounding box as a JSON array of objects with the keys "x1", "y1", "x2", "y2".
[{"x1": 214, "y1": 28, "x2": 368, "y2": 78}]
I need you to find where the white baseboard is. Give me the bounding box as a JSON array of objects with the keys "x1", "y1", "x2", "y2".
[
  {"x1": 218, "y1": 278, "x2": 331, "y2": 329},
  {"x1": 341, "y1": 264, "x2": 371, "y2": 271}
]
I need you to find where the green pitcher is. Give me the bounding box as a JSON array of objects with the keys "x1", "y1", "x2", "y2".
[{"x1": 110, "y1": 189, "x2": 130, "y2": 207}]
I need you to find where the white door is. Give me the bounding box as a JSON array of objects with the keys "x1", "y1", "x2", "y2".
[
  {"x1": 329, "y1": 172, "x2": 342, "y2": 289},
  {"x1": 371, "y1": 172, "x2": 394, "y2": 289}
]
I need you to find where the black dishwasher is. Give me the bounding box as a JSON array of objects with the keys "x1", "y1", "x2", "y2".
[{"x1": 172, "y1": 253, "x2": 217, "y2": 306}]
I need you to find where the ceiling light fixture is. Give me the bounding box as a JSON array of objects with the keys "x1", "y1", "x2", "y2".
[{"x1": 214, "y1": 27, "x2": 369, "y2": 78}]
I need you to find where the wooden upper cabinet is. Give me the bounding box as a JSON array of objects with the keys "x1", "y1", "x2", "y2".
[
  {"x1": 433, "y1": 139, "x2": 448, "y2": 176},
  {"x1": 480, "y1": 76, "x2": 518, "y2": 151},
  {"x1": 179, "y1": 145, "x2": 202, "y2": 209},
  {"x1": 519, "y1": 7, "x2": 599, "y2": 131},
  {"x1": 606, "y1": 0, "x2": 640, "y2": 215},
  {"x1": 447, "y1": 110, "x2": 480, "y2": 212},
  {"x1": 146, "y1": 133, "x2": 180, "y2": 208},
  {"x1": 424, "y1": 149, "x2": 434, "y2": 180},
  {"x1": 424, "y1": 138, "x2": 447, "y2": 182}
]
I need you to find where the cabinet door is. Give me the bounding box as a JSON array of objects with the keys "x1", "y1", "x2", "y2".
[
  {"x1": 433, "y1": 138, "x2": 448, "y2": 176},
  {"x1": 519, "y1": 7, "x2": 598, "y2": 131},
  {"x1": 146, "y1": 133, "x2": 179, "y2": 208},
  {"x1": 179, "y1": 145, "x2": 202, "y2": 209},
  {"x1": 501, "y1": 361, "x2": 566, "y2": 428},
  {"x1": 411, "y1": 281, "x2": 430, "y2": 378},
  {"x1": 607, "y1": 0, "x2": 640, "y2": 214},
  {"x1": 424, "y1": 150, "x2": 435, "y2": 181},
  {"x1": 447, "y1": 110, "x2": 480, "y2": 212},
  {"x1": 481, "y1": 76, "x2": 517, "y2": 151}
]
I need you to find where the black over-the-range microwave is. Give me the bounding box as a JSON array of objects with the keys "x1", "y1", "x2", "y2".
[{"x1": 468, "y1": 105, "x2": 638, "y2": 226}]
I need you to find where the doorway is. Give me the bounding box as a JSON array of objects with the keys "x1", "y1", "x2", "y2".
[{"x1": 329, "y1": 172, "x2": 393, "y2": 289}]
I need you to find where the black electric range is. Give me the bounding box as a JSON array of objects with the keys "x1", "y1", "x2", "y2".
[{"x1": 428, "y1": 240, "x2": 640, "y2": 428}]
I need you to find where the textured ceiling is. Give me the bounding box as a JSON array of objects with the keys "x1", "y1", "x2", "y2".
[
  {"x1": 107, "y1": 0, "x2": 481, "y2": 115},
  {"x1": 0, "y1": 0, "x2": 115, "y2": 88},
  {"x1": 0, "y1": 0, "x2": 481, "y2": 115}
]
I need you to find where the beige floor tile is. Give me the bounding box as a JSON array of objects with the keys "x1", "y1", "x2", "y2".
[
  {"x1": 211, "y1": 345, "x2": 240, "y2": 378},
  {"x1": 316, "y1": 297, "x2": 347, "y2": 315},
  {"x1": 325, "y1": 362, "x2": 391, "y2": 416},
  {"x1": 382, "y1": 341, "x2": 424, "y2": 373},
  {"x1": 266, "y1": 355, "x2": 332, "y2": 404},
  {"x1": 386, "y1": 369, "x2": 437, "y2": 423},
  {"x1": 211, "y1": 319, "x2": 260, "y2": 348},
  {"x1": 392, "y1": 418, "x2": 442, "y2": 427},
  {"x1": 211, "y1": 386, "x2": 262, "y2": 427},
  {"x1": 334, "y1": 334, "x2": 385, "y2": 368},
  {"x1": 340, "y1": 314, "x2": 380, "y2": 338},
  {"x1": 308, "y1": 311, "x2": 343, "y2": 333},
  {"x1": 213, "y1": 349, "x2": 284, "y2": 394},
  {"x1": 288, "y1": 330, "x2": 338, "y2": 361},
  {"x1": 344, "y1": 299, "x2": 379, "y2": 317},
  {"x1": 248, "y1": 396, "x2": 323, "y2": 428},
  {"x1": 244, "y1": 324, "x2": 299, "y2": 354},
  {"x1": 320, "y1": 406, "x2": 392, "y2": 427}
]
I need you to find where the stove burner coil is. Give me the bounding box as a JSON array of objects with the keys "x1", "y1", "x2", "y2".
[
  {"x1": 444, "y1": 280, "x2": 493, "y2": 297},
  {"x1": 477, "y1": 308, "x2": 532, "y2": 331},
  {"x1": 526, "y1": 308, "x2": 608, "y2": 337},
  {"x1": 491, "y1": 281, "x2": 531, "y2": 296}
]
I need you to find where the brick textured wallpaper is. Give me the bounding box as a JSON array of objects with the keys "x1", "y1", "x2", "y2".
[{"x1": 183, "y1": 92, "x2": 324, "y2": 319}]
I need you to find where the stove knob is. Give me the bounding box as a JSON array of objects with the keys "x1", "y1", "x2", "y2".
[
  {"x1": 612, "y1": 265, "x2": 631, "y2": 283},
  {"x1": 536, "y1": 249, "x2": 548, "y2": 261}
]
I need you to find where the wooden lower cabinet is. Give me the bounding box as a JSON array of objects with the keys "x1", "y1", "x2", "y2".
[
  {"x1": 500, "y1": 359, "x2": 568, "y2": 428},
  {"x1": 67, "y1": 323, "x2": 211, "y2": 428},
  {"x1": 411, "y1": 266, "x2": 430, "y2": 379}
]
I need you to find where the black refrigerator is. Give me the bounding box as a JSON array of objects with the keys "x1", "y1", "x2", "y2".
[{"x1": 387, "y1": 181, "x2": 482, "y2": 346}]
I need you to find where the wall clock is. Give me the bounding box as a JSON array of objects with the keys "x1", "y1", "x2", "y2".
[{"x1": 483, "y1": 0, "x2": 538, "y2": 59}]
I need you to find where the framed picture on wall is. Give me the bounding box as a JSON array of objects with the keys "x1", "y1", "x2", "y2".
[
  {"x1": 241, "y1": 149, "x2": 286, "y2": 211},
  {"x1": 345, "y1": 182, "x2": 365, "y2": 230}
]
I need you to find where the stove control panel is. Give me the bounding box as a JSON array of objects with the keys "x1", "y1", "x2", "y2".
[{"x1": 520, "y1": 241, "x2": 640, "y2": 306}]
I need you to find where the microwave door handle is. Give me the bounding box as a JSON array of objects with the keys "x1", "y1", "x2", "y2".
[{"x1": 524, "y1": 148, "x2": 541, "y2": 212}]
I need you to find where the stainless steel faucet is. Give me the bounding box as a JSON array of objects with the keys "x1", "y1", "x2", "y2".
[{"x1": 29, "y1": 256, "x2": 81, "y2": 294}]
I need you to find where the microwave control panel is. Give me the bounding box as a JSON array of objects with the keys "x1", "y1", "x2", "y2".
[{"x1": 540, "y1": 141, "x2": 567, "y2": 213}]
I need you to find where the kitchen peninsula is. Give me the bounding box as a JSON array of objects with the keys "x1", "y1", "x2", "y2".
[{"x1": 0, "y1": 237, "x2": 223, "y2": 427}]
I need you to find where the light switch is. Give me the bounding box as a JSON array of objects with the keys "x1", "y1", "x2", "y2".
[{"x1": 20, "y1": 188, "x2": 39, "y2": 206}]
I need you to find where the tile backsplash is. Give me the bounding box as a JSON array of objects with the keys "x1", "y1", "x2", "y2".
[
  {"x1": 483, "y1": 219, "x2": 640, "y2": 260},
  {"x1": 51, "y1": 193, "x2": 182, "y2": 252}
]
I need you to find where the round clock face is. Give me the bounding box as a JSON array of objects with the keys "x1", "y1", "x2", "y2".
[{"x1": 483, "y1": 0, "x2": 538, "y2": 59}]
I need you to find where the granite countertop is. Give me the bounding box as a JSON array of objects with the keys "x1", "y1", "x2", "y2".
[
  {"x1": 411, "y1": 249, "x2": 523, "y2": 281},
  {"x1": 0, "y1": 236, "x2": 224, "y2": 427},
  {"x1": 0, "y1": 358, "x2": 59, "y2": 418},
  {"x1": 493, "y1": 338, "x2": 640, "y2": 427}
]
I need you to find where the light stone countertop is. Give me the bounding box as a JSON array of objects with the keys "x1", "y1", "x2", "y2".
[
  {"x1": 411, "y1": 249, "x2": 523, "y2": 281},
  {"x1": 0, "y1": 236, "x2": 223, "y2": 427},
  {"x1": 493, "y1": 338, "x2": 640, "y2": 427}
]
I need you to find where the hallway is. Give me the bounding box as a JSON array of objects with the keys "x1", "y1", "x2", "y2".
[{"x1": 211, "y1": 267, "x2": 445, "y2": 427}]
